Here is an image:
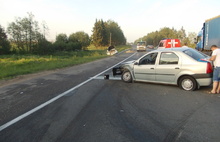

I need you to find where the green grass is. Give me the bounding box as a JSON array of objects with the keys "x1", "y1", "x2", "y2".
[
  {"x1": 0, "y1": 45, "x2": 131, "y2": 80},
  {"x1": 87, "y1": 44, "x2": 131, "y2": 52},
  {"x1": 116, "y1": 45, "x2": 131, "y2": 52}
]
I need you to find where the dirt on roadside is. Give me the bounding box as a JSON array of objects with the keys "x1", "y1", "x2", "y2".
[{"x1": 0, "y1": 69, "x2": 61, "y2": 88}]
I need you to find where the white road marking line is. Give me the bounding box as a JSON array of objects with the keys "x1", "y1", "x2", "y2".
[{"x1": 0, "y1": 52, "x2": 137, "y2": 132}]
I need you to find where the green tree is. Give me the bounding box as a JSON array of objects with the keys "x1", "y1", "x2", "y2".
[
  {"x1": 33, "y1": 34, "x2": 53, "y2": 54},
  {"x1": 92, "y1": 19, "x2": 126, "y2": 48},
  {"x1": 69, "y1": 33, "x2": 78, "y2": 43},
  {"x1": 159, "y1": 27, "x2": 178, "y2": 39},
  {"x1": 7, "y1": 12, "x2": 42, "y2": 53},
  {"x1": 184, "y1": 32, "x2": 197, "y2": 48},
  {"x1": 135, "y1": 27, "x2": 193, "y2": 47},
  {"x1": 92, "y1": 19, "x2": 108, "y2": 47},
  {"x1": 135, "y1": 30, "x2": 163, "y2": 47},
  {"x1": 105, "y1": 20, "x2": 126, "y2": 46},
  {"x1": 56, "y1": 33, "x2": 68, "y2": 43},
  {"x1": 54, "y1": 33, "x2": 84, "y2": 51},
  {"x1": 0, "y1": 25, "x2": 11, "y2": 54},
  {"x1": 53, "y1": 33, "x2": 68, "y2": 51},
  {"x1": 69, "y1": 31, "x2": 90, "y2": 50},
  {"x1": 7, "y1": 20, "x2": 24, "y2": 51},
  {"x1": 177, "y1": 26, "x2": 187, "y2": 41}
]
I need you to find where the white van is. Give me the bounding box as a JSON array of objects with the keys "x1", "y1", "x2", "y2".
[{"x1": 137, "y1": 41, "x2": 146, "y2": 52}]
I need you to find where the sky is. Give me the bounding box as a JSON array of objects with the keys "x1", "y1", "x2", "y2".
[{"x1": 0, "y1": 0, "x2": 219, "y2": 42}]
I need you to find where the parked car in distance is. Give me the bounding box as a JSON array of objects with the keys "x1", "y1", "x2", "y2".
[
  {"x1": 147, "y1": 45, "x2": 154, "y2": 49},
  {"x1": 107, "y1": 45, "x2": 118, "y2": 55},
  {"x1": 112, "y1": 47, "x2": 213, "y2": 91}
]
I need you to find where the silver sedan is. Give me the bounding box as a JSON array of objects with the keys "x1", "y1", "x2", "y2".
[{"x1": 113, "y1": 47, "x2": 213, "y2": 91}]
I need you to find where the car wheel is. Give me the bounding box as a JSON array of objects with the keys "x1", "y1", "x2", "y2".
[
  {"x1": 121, "y1": 70, "x2": 132, "y2": 83},
  {"x1": 179, "y1": 76, "x2": 197, "y2": 91}
]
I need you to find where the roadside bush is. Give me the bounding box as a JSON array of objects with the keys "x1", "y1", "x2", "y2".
[
  {"x1": 66, "y1": 42, "x2": 82, "y2": 51},
  {"x1": 53, "y1": 41, "x2": 82, "y2": 51},
  {"x1": 33, "y1": 39, "x2": 53, "y2": 55},
  {"x1": 53, "y1": 41, "x2": 66, "y2": 51}
]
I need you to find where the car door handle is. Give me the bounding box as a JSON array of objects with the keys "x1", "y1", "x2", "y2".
[
  {"x1": 150, "y1": 68, "x2": 154, "y2": 69},
  {"x1": 175, "y1": 67, "x2": 180, "y2": 69}
]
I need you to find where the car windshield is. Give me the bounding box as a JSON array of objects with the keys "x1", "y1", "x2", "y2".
[
  {"x1": 183, "y1": 49, "x2": 207, "y2": 60},
  {"x1": 137, "y1": 42, "x2": 146, "y2": 46}
]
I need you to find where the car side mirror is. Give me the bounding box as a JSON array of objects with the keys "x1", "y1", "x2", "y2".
[{"x1": 134, "y1": 62, "x2": 139, "y2": 65}]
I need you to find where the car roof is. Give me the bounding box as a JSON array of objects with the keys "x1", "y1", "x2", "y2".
[{"x1": 155, "y1": 47, "x2": 191, "y2": 52}]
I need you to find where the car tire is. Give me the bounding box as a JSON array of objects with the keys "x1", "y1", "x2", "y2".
[
  {"x1": 179, "y1": 76, "x2": 197, "y2": 91},
  {"x1": 121, "y1": 70, "x2": 132, "y2": 83}
]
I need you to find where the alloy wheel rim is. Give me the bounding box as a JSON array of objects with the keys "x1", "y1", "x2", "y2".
[
  {"x1": 123, "y1": 72, "x2": 131, "y2": 81},
  {"x1": 182, "y1": 79, "x2": 193, "y2": 90}
]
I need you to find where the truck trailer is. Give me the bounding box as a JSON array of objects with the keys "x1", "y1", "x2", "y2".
[{"x1": 196, "y1": 15, "x2": 220, "y2": 51}]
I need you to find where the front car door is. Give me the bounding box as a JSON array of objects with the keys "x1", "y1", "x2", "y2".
[{"x1": 134, "y1": 52, "x2": 158, "y2": 81}]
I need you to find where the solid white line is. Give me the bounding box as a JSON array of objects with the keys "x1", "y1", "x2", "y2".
[{"x1": 0, "y1": 52, "x2": 137, "y2": 132}]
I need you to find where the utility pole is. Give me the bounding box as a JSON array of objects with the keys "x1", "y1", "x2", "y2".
[
  {"x1": 109, "y1": 32, "x2": 112, "y2": 46},
  {"x1": 29, "y1": 21, "x2": 32, "y2": 52}
]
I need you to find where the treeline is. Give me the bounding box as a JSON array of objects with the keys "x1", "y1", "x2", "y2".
[
  {"x1": 135, "y1": 27, "x2": 197, "y2": 48},
  {"x1": 0, "y1": 13, "x2": 126, "y2": 55},
  {"x1": 92, "y1": 19, "x2": 126, "y2": 47}
]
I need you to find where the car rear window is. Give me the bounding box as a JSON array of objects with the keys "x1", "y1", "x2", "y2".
[
  {"x1": 159, "y1": 52, "x2": 179, "y2": 65},
  {"x1": 182, "y1": 49, "x2": 207, "y2": 60}
]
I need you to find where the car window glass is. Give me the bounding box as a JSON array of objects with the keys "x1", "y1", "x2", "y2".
[
  {"x1": 139, "y1": 52, "x2": 158, "y2": 65},
  {"x1": 159, "y1": 52, "x2": 179, "y2": 65},
  {"x1": 183, "y1": 49, "x2": 206, "y2": 60},
  {"x1": 137, "y1": 42, "x2": 146, "y2": 46}
]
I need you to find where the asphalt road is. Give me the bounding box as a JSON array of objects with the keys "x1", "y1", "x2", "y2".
[{"x1": 0, "y1": 47, "x2": 220, "y2": 142}]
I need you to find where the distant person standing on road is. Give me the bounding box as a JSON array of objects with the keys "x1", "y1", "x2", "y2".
[
  {"x1": 182, "y1": 43, "x2": 188, "y2": 47},
  {"x1": 209, "y1": 45, "x2": 220, "y2": 94}
]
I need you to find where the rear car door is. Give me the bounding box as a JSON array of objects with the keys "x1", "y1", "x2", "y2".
[
  {"x1": 134, "y1": 52, "x2": 158, "y2": 81},
  {"x1": 155, "y1": 52, "x2": 181, "y2": 83}
]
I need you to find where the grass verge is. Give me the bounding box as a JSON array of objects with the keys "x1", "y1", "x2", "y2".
[{"x1": 0, "y1": 45, "x2": 131, "y2": 80}]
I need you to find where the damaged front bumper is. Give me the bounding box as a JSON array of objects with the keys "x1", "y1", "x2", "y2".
[{"x1": 112, "y1": 66, "x2": 123, "y2": 76}]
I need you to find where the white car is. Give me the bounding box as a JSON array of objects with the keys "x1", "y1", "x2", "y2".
[
  {"x1": 107, "y1": 46, "x2": 118, "y2": 55},
  {"x1": 113, "y1": 47, "x2": 213, "y2": 91}
]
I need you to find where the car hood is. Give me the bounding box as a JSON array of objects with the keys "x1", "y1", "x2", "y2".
[{"x1": 122, "y1": 60, "x2": 136, "y2": 65}]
